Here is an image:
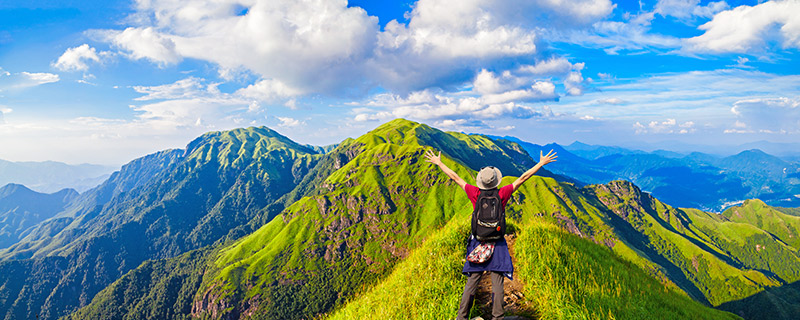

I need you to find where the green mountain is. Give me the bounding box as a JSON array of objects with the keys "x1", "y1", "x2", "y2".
[
  {"x1": 0, "y1": 184, "x2": 78, "y2": 249},
  {"x1": 0, "y1": 127, "x2": 322, "y2": 320},
  {"x1": 68, "y1": 119, "x2": 765, "y2": 320}
]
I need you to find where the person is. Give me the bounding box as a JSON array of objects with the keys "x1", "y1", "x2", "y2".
[{"x1": 424, "y1": 148, "x2": 557, "y2": 320}]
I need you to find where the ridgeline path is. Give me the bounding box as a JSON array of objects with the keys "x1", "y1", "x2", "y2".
[{"x1": 473, "y1": 234, "x2": 537, "y2": 320}]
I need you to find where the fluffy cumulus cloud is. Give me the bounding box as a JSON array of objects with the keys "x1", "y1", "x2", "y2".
[
  {"x1": 235, "y1": 79, "x2": 304, "y2": 103},
  {"x1": 107, "y1": 27, "x2": 182, "y2": 65},
  {"x1": 0, "y1": 69, "x2": 59, "y2": 91},
  {"x1": 98, "y1": 0, "x2": 610, "y2": 100},
  {"x1": 85, "y1": 0, "x2": 617, "y2": 136},
  {"x1": 373, "y1": 0, "x2": 611, "y2": 92},
  {"x1": 729, "y1": 97, "x2": 800, "y2": 133},
  {"x1": 351, "y1": 88, "x2": 550, "y2": 129},
  {"x1": 103, "y1": 0, "x2": 378, "y2": 95},
  {"x1": 276, "y1": 116, "x2": 304, "y2": 128},
  {"x1": 559, "y1": 0, "x2": 796, "y2": 57},
  {"x1": 52, "y1": 44, "x2": 104, "y2": 72},
  {"x1": 685, "y1": 0, "x2": 800, "y2": 54},
  {"x1": 350, "y1": 54, "x2": 594, "y2": 130}
]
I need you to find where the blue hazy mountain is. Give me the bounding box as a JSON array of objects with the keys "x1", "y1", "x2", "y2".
[
  {"x1": 498, "y1": 137, "x2": 800, "y2": 211},
  {"x1": 0, "y1": 159, "x2": 116, "y2": 193}
]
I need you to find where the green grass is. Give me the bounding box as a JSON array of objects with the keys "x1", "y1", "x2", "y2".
[
  {"x1": 723, "y1": 199, "x2": 800, "y2": 249},
  {"x1": 515, "y1": 220, "x2": 740, "y2": 320},
  {"x1": 325, "y1": 209, "x2": 470, "y2": 319},
  {"x1": 326, "y1": 215, "x2": 740, "y2": 320}
]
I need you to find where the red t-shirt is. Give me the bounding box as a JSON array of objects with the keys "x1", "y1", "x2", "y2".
[{"x1": 464, "y1": 184, "x2": 514, "y2": 209}]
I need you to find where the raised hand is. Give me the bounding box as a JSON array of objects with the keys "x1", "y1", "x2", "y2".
[
  {"x1": 539, "y1": 149, "x2": 558, "y2": 166},
  {"x1": 424, "y1": 149, "x2": 443, "y2": 166}
]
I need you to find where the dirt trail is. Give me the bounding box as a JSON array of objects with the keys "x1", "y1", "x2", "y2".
[{"x1": 472, "y1": 234, "x2": 537, "y2": 320}]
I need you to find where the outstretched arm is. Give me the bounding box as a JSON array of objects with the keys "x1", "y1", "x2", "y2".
[
  {"x1": 424, "y1": 149, "x2": 467, "y2": 189},
  {"x1": 511, "y1": 149, "x2": 558, "y2": 191}
]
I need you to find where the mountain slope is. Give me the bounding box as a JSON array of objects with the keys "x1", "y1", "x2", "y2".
[
  {"x1": 0, "y1": 127, "x2": 321, "y2": 320},
  {"x1": 0, "y1": 184, "x2": 78, "y2": 249},
  {"x1": 585, "y1": 181, "x2": 797, "y2": 305}
]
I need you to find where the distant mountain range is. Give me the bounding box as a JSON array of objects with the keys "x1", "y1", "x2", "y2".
[
  {"x1": 0, "y1": 119, "x2": 798, "y2": 320},
  {"x1": 499, "y1": 137, "x2": 800, "y2": 211},
  {"x1": 0, "y1": 159, "x2": 116, "y2": 193},
  {"x1": 591, "y1": 139, "x2": 800, "y2": 160}
]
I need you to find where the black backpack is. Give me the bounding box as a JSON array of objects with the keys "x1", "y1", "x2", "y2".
[{"x1": 471, "y1": 188, "x2": 506, "y2": 241}]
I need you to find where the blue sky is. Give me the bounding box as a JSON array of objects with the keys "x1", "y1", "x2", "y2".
[{"x1": 0, "y1": 0, "x2": 799, "y2": 165}]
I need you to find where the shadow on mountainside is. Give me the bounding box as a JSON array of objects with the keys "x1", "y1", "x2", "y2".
[
  {"x1": 717, "y1": 280, "x2": 800, "y2": 320},
  {"x1": 473, "y1": 235, "x2": 537, "y2": 320}
]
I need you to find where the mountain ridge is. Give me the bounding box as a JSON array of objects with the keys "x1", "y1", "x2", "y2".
[
  {"x1": 70, "y1": 119, "x2": 784, "y2": 319},
  {"x1": 1, "y1": 119, "x2": 797, "y2": 320},
  {"x1": 0, "y1": 126, "x2": 323, "y2": 320}
]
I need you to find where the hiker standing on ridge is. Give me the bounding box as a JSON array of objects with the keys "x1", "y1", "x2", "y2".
[{"x1": 424, "y1": 148, "x2": 557, "y2": 320}]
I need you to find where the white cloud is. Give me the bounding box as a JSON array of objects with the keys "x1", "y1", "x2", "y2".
[
  {"x1": 373, "y1": 0, "x2": 610, "y2": 92},
  {"x1": 106, "y1": 27, "x2": 182, "y2": 65},
  {"x1": 127, "y1": 77, "x2": 273, "y2": 131},
  {"x1": 352, "y1": 91, "x2": 548, "y2": 123},
  {"x1": 563, "y1": 11, "x2": 682, "y2": 55},
  {"x1": 52, "y1": 44, "x2": 103, "y2": 72},
  {"x1": 20, "y1": 72, "x2": 59, "y2": 85},
  {"x1": 472, "y1": 58, "x2": 584, "y2": 100},
  {"x1": 433, "y1": 119, "x2": 490, "y2": 130},
  {"x1": 557, "y1": 69, "x2": 800, "y2": 126},
  {"x1": 276, "y1": 116, "x2": 304, "y2": 128},
  {"x1": 564, "y1": 70, "x2": 585, "y2": 96},
  {"x1": 482, "y1": 81, "x2": 558, "y2": 104},
  {"x1": 596, "y1": 97, "x2": 625, "y2": 104},
  {"x1": 475, "y1": 102, "x2": 539, "y2": 119},
  {"x1": 685, "y1": 1, "x2": 800, "y2": 54},
  {"x1": 633, "y1": 118, "x2": 695, "y2": 134},
  {"x1": 518, "y1": 57, "x2": 574, "y2": 76},
  {"x1": 655, "y1": 0, "x2": 729, "y2": 20},
  {"x1": 730, "y1": 97, "x2": 800, "y2": 133},
  {"x1": 133, "y1": 77, "x2": 208, "y2": 101},
  {"x1": 236, "y1": 79, "x2": 304, "y2": 102},
  {"x1": 96, "y1": 0, "x2": 609, "y2": 98},
  {"x1": 104, "y1": 0, "x2": 378, "y2": 94},
  {"x1": 473, "y1": 69, "x2": 506, "y2": 95},
  {"x1": 0, "y1": 70, "x2": 59, "y2": 91}
]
